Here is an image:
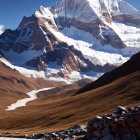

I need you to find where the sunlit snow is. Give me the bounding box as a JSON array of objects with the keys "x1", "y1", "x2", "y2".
[
  {"x1": 0, "y1": 58, "x2": 46, "y2": 78},
  {"x1": 6, "y1": 87, "x2": 54, "y2": 111},
  {"x1": 45, "y1": 23, "x2": 129, "y2": 66}
]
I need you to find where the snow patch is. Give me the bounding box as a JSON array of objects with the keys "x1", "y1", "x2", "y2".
[
  {"x1": 45, "y1": 61, "x2": 62, "y2": 75},
  {"x1": 35, "y1": 6, "x2": 57, "y2": 28},
  {"x1": 69, "y1": 71, "x2": 82, "y2": 82},
  {"x1": 110, "y1": 22, "x2": 140, "y2": 53},
  {"x1": 6, "y1": 87, "x2": 54, "y2": 111},
  {"x1": 0, "y1": 25, "x2": 4, "y2": 35},
  {"x1": 69, "y1": 71, "x2": 103, "y2": 82},
  {"x1": 4, "y1": 49, "x2": 42, "y2": 66},
  {"x1": 0, "y1": 58, "x2": 46, "y2": 78}
]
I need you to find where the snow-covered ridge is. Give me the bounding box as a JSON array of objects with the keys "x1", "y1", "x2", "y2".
[
  {"x1": 0, "y1": 57, "x2": 101, "y2": 84},
  {"x1": 56, "y1": 0, "x2": 100, "y2": 23},
  {"x1": 6, "y1": 87, "x2": 54, "y2": 111},
  {"x1": 35, "y1": 6, "x2": 57, "y2": 29},
  {"x1": 118, "y1": 0, "x2": 140, "y2": 18},
  {"x1": 110, "y1": 22, "x2": 140, "y2": 51},
  {"x1": 56, "y1": 0, "x2": 140, "y2": 23},
  {"x1": 54, "y1": 0, "x2": 140, "y2": 51}
]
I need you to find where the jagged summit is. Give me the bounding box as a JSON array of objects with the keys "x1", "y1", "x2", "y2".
[
  {"x1": 56, "y1": 0, "x2": 140, "y2": 23},
  {"x1": 55, "y1": 0, "x2": 140, "y2": 49}
]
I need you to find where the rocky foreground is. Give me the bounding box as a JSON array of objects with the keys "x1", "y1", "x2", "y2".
[
  {"x1": 86, "y1": 105, "x2": 140, "y2": 140},
  {"x1": 1, "y1": 104, "x2": 140, "y2": 140},
  {"x1": 0, "y1": 125, "x2": 86, "y2": 140}
]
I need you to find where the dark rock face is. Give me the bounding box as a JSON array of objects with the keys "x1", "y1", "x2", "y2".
[
  {"x1": 26, "y1": 57, "x2": 47, "y2": 71},
  {"x1": 86, "y1": 104, "x2": 140, "y2": 140},
  {"x1": 0, "y1": 28, "x2": 32, "y2": 53},
  {"x1": 0, "y1": 12, "x2": 59, "y2": 54},
  {"x1": 26, "y1": 42, "x2": 117, "y2": 73},
  {"x1": 113, "y1": 14, "x2": 140, "y2": 26}
]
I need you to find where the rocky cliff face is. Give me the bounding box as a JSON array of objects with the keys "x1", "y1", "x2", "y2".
[{"x1": 0, "y1": 0, "x2": 140, "y2": 84}]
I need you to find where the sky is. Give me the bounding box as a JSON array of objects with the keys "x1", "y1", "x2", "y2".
[
  {"x1": 0, "y1": 0, "x2": 140, "y2": 34},
  {"x1": 0, "y1": 0, "x2": 60, "y2": 32}
]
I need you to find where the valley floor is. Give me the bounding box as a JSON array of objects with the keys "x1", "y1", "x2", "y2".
[{"x1": 0, "y1": 71, "x2": 139, "y2": 134}]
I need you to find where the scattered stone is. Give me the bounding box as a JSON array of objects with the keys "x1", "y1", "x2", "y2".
[
  {"x1": 1, "y1": 105, "x2": 140, "y2": 140},
  {"x1": 115, "y1": 106, "x2": 127, "y2": 113},
  {"x1": 2, "y1": 132, "x2": 11, "y2": 135},
  {"x1": 86, "y1": 104, "x2": 140, "y2": 140},
  {"x1": 8, "y1": 124, "x2": 86, "y2": 139}
]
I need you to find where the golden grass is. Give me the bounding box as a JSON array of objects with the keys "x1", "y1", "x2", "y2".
[
  {"x1": 0, "y1": 71, "x2": 139, "y2": 134},
  {"x1": 0, "y1": 61, "x2": 67, "y2": 110}
]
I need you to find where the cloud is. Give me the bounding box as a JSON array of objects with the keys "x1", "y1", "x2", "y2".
[{"x1": 0, "y1": 25, "x2": 4, "y2": 35}]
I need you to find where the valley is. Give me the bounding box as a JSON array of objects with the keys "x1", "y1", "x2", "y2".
[{"x1": 0, "y1": 0, "x2": 140, "y2": 139}]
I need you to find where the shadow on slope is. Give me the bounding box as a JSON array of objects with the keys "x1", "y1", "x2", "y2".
[
  {"x1": 76, "y1": 52, "x2": 140, "y2": 94},
  {"x1": 0, "y1": 71, "x2": 139, "y2": 133}
]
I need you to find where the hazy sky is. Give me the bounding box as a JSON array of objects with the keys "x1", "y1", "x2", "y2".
[{"x1": 0, "y1": 0, "x2": 140, "y2": 33}]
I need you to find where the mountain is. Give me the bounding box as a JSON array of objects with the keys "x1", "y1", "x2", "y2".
[
  {"x1": 0, "y1": 53, "x2": 139, "y2": 133},
  {"x1": 0, "y1": 0, "x2": 140, "y2": 84},
  {"x1": 77, "y1": 51, "x2": 140, "y2": 94},
  {"x1": 0, "y1": 0, "x2": 140, "y2": 133}
]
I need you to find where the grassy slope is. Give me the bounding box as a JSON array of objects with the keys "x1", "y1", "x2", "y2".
[
  {"x1": 0, "y1": 71, "x2": 139, "y2": 133},
  {"x1": 0, "y1": 61, "x2": 66, "y2": 110}
]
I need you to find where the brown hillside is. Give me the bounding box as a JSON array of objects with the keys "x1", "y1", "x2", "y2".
[
  {"x1": 0, "y1": 71, "x2": 139, "y2": 133},
  {"x1": 76, "y1": 52, "x2": 140, "y2": 94},
  {"x1": 0, "y1": 61, "x2": 66, "y2": 110}
]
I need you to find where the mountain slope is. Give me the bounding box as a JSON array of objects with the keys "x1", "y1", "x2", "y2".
[
  {"x1": 0, "y1": 60, "x2": 38, "y2": 110},
  {"x1": 0, "y1": 57, "x2": 67, "y2": 110},
  {"x1": 0, "y1": 70, "x2": 139, "y2": 133},
  {"x1": 77, "y1": 51, "x2": 140, "y2": 94}
]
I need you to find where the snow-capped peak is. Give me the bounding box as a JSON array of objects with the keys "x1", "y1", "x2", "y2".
[
  {"x1": 0, "y1": 0, "x2": 140, "y2": 85},
  {"x1": 35, "y1": 6, "x2": 57, "y2": 29},
  {"x1": 35, "y1": 6, "x2": 53, "y2": 19},
  {"x1": 56, "y1": 0, "x2": 140, "y2": 24}
]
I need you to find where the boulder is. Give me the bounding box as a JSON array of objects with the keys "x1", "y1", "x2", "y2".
[{"x1": 115, "y1": 106, "x2": 127, "y2": 113}]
